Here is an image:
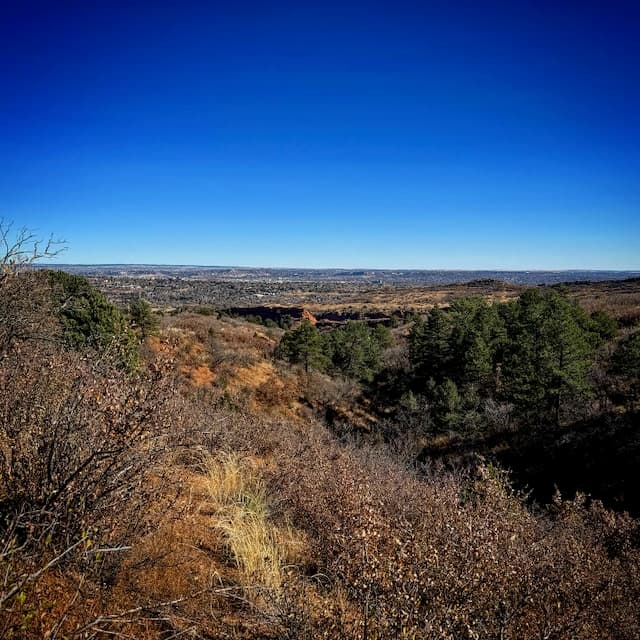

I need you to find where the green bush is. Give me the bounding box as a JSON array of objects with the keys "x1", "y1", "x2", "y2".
[
  {"x1": 276, "y1": 319, "x2": 328, "y2": 372},
  {"x1": 48, "y1": 270, "x2": 139, "y2": 370}
]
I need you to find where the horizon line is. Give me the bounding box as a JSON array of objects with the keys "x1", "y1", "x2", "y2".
[{"x1": 37, "y1": 263, "x2": 640, "y2": 273}]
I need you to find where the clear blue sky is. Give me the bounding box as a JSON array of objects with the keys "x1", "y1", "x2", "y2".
[{"x1": 1, "y1": 1, "x2": 638, "y2": 269}]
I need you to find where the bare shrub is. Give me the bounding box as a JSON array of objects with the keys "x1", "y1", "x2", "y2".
[
  {"x1": 0, "y1": 342, "x2": 172, "y2": 637},
  {"x1": 0, "y1": 271, "x2": 58, "y2": 356},
  {"x1": 0, "y1": 219, "x2": 65, "y2": 279},
  {"x1": 483, "y1": 396, "x2": 514, "y2": 433},
  {"x1": 269, "y1": 432, "x2": 640, "y2": 639}
]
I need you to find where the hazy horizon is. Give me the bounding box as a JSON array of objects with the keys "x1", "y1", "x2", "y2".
[{"x1": 41, "y1": 262, "x2": 640, "y2": 275}]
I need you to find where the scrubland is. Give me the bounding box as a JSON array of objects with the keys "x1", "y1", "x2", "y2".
[{"x1": 2, "y1": 267, "x2": 640, "y2": 639}]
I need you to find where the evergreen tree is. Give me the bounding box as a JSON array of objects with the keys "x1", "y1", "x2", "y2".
[
  {"x1": 48, "y1": 270, "x2": 139, "y2": 370},
  {"x1": 613, "y1": 331, "x2": 640, "y2": 377},
  {"x1": 277, "y1": 319, "x2": 327, "y2": 372},
  {"x1": 449, "y1": 297, "x2": 505, "y2": 389},
  {"x1": 612, "y1": 331, "x2": 640, "y2": 407},
  {"x1": 501, "y1": 289, "x2": 594, "y2": 425},
  {"x1": 326, "y1": 321, "x2": 390, "y2": 381},
  {"x1": 588, "y1": 310, "x2": 618, "y2": 343},
  {"x1": 409, "y1": 306, "x2": 453, "y2": 386},
  {"x1": 128, "y1": 298, "x2": 159, "y2": 338},
  {"x1": 432, "y1": 378, "x2": 462, "y2": 432}
]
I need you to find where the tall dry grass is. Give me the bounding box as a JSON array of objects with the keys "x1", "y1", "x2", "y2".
[{"x1": 205, "y1": 453, "x2": 303, "y2": 594}]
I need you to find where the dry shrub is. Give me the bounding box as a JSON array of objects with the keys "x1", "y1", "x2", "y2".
[
  {"x1": 254, "y1": 373, "x2": 296, "y2": 412},
  {"x1": 268, "y1": 434, "x2": 640, "y2": 639},
  {"x1": 0, "y1": 339, "x2": 174, "y2": 637},
  {"x1": 165, "y1": 312, "x2": 275, "y2": 358},
  {"x1": 0, "y1": 271, "x2": 57, "y2": 356},
  {"x1": 158, "y1": 314, "x2": 282, "y2": 403},
  {"x1": 106, "y1": 468, "x2": 235, "y2": 639},
  {"x1": 574, "y1": 288, "x2": 640, "y2": 326}
]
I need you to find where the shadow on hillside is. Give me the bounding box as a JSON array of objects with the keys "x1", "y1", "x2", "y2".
[{"x1": 420, "y1": 411, "x2": 640, "y2": 516}]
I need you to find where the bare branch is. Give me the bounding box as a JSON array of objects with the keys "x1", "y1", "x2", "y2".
[
  {"x1": 0, "y1": 536, "x2": 86, "y2": 608},
  {"x1": 0, "y1": 218, "x2": 66, "y2": 280}
]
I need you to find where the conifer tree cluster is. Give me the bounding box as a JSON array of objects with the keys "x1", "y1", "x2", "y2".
[
  {"x1": 405, "y1": 290, "x2": 614, "y2": 429},
  {"x1": 277, "y1": 319, "x2": 391, "y2": 381}
]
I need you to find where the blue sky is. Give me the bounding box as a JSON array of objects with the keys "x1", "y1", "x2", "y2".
[{"x1": 1, "y1": 1, "x2": 638, "y2": 269}]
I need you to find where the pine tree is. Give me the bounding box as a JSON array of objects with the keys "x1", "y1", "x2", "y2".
[
  {"x1": 612, "y1": 331, "x2": 640, "y2": 407},
  {"x1": 501, "y1": 289, "x2": 594, "y2": 425},
  {"x1": 432, "y1": 378, "x2": 462, "y2": 432},
  {"x1": 449, "y1": 297, "x2": 504, "y2": 389},
  {"x1": 409, "y1": 306, "x2": 452, "y2": 386},
  {"x1": 277, "y1": 319, "x2": 327, "y2": 372},
  {"x1": 326, "y1": 321, "x2": 390, "y2": 381},
  {"x1": 48, "y1": 270, "x2": 140, "y2": 371},
  {"x1": 128, "y1": 298, "x2": 159, "y2": 338}
]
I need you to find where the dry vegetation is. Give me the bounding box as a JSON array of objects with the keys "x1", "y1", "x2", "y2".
[
  {"x1": 563, "y1": 278, "x2": 640, "y2": 326},
  {"x1": 2, "y1": 252, "x2": 640, "y2": 638}
]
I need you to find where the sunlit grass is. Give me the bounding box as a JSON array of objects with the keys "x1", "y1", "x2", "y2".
[{"x1": 205, "y1": 452, "x2": 301, "y2": 592}]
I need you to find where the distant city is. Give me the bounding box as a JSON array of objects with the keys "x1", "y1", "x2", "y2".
[{"x1": 43, "y1": 265, "x2": 640, "y2": 286}]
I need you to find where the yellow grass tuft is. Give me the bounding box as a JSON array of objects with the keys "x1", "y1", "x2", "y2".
[{"x1": 205, "y1": 453, "x2": 302, "y2": 593}]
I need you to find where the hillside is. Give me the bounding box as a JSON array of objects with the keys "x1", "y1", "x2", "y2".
[{"x1": 2, "y1": 268, "x2": 640, "y2": 639}]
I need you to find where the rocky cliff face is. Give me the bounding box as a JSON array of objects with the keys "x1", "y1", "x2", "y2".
[{"x1": 301, "y1": 308, "x2": 317, "y2": 325}]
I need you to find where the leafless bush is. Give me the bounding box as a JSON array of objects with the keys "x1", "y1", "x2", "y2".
[
  {"x1": 0, "y1": 271, "x2": 58, "y2": 356},
  {"x1": 268, "y1": 431, "x2": 640, "y2": 639},
  {"x1": 303, "y1": 370, "x2": 362, "y2": 417},
  {"x1": 0, "y1": 341, "x2": 173, "y2": 637},
  {"x1": 483, "y1": 396, "x2": 514, "y2": 433}
]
